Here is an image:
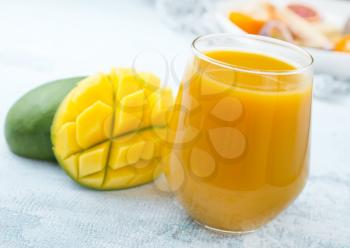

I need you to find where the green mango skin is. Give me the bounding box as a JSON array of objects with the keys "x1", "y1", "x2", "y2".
[{"x1": 5, "y1": 77, "x2": 85, "y2": 161}]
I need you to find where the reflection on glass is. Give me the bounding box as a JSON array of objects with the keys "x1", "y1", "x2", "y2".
[{"x1": 167, "y1": 34, "x2": 313, "y2": 233}]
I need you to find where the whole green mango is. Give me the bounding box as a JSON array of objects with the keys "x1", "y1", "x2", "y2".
[{"x1": 5, "y1": 77, "x2": 84, "y2": 161}]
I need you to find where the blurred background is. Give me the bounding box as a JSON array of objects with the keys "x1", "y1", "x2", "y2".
[{"x1": 1, "y1": 0, "x2": 349, "y2": 104}]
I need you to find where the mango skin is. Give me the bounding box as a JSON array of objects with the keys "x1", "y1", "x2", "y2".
[{"x1": 5, "y1": 77, "x2": 84, "y2": 161}]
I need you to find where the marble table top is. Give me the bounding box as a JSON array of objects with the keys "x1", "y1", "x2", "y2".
[{"x1": 0, "y1": 1, "x2": 349, "y2": 247}]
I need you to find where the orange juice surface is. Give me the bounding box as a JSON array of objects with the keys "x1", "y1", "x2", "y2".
[{"x1": 167, "y1": 50, "x2": 312, "y2": 232}]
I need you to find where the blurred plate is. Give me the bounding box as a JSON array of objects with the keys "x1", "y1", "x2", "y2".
[{"x1": 215, "y1": 0, "x2": 350, "y2": 78}]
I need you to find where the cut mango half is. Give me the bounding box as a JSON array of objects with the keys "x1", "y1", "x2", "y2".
[{"x1": 51, "y1": 68, "x2": 173, "y2": 190}]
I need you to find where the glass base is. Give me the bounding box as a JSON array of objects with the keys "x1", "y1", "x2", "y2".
[{"x1": 194, "y1": 220, "x2": 257, "y2": 235}]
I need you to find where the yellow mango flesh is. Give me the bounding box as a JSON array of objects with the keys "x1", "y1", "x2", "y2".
[{"x1": 52, "y1": 69, "x2": 173, "y2": 190}]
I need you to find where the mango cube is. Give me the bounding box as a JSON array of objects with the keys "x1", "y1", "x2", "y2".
[{"x1": 52, "y1": 68, "x2": 173, "y2": 190}]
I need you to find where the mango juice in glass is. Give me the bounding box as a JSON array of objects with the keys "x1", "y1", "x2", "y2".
[{"x1": 166, "y1": 34, "x2": 313, "y2": 233}]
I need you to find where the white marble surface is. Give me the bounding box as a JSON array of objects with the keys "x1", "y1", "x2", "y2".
[{"x1": 0, "y1": 1, "x2": 350, "y2": 247}]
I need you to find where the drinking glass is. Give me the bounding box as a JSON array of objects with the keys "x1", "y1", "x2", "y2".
[{"x1": 166, "y1": 34, "x2": 313, "y2": 234}]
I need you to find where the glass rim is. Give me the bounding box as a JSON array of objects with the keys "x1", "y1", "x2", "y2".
[{"x1": 191, "y1": 33, "x2": 314, "y2": 76}]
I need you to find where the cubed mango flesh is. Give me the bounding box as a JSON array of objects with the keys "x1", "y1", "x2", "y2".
[{"x1": 51, "y1": 68, "x2": 173, "y2": 190}]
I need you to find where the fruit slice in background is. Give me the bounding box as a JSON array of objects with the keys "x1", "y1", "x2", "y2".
[
  {"x1": 5, "y1": 77, "x2": 84, "y2": 161},
  {"x1": 334, "y1": 35, "x2": 350, "y2": 53},
  {"x1": 229, "y1": 12, "x2": 266, "y2": 34},
  {"x1": 51, "y1": 69, "x2": 173, "y2": 190},
  {"x1": 287, "y1": 3, "x2": 320, "y2": 22}
]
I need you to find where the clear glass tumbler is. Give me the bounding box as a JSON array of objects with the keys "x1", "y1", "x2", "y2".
[{"x1": 166, "y1": 34, "x2": 313, "y2": 234}]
